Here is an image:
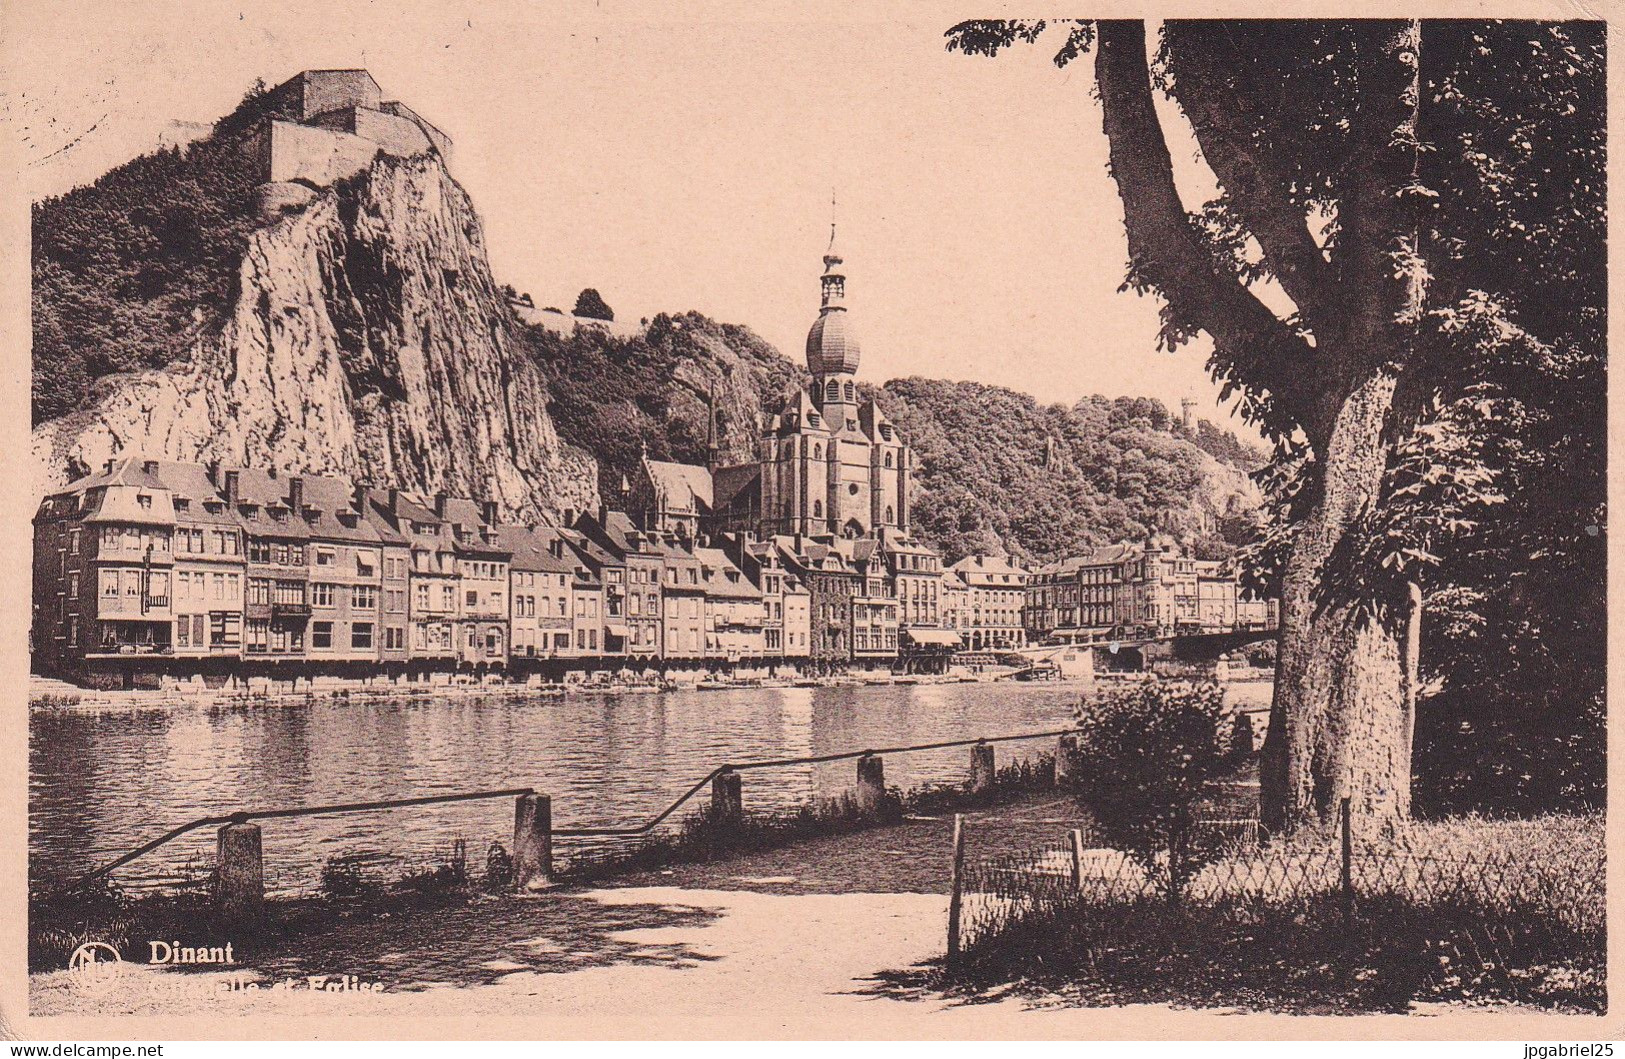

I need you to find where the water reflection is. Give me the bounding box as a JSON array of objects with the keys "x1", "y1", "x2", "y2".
[{"x1": 30, "y1": 683, "x2": 1085, "y2": 891}]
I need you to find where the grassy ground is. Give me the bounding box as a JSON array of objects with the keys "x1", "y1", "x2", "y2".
[{"x1": 882, "y1": 811, "x2": 1606, "y2": 1015}]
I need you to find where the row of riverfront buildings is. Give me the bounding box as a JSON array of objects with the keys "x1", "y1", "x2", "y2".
[{"x1": 31, "y1": 213, "x2": 1273, "y2": 688}]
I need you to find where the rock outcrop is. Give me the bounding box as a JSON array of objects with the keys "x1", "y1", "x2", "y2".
[{"x1": 32, "y1": 153, "x2": 599, "y2": 521}]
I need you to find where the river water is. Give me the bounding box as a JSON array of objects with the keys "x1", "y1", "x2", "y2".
[{"x1": 29, "y1": 682, "x2": 1111, "y2": 894}]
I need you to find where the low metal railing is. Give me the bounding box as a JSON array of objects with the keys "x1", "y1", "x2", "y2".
[{"x1": 46, "y1": 726, "x2": 1081, "y2": 904}]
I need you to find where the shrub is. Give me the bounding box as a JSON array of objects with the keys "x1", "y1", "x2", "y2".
[{"x1": 1070, "y1": 680, "x2": 1233, "y2": 904}]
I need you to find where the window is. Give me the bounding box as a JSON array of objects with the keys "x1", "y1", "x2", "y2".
[
  {"x1": 351, "y1": 623, "x2": 374, "y2": 650},
  {"x1": 137, "y1": 494, "x2": 152, "y2": 510},
  {"x1": 100, "y1": 570, "x2": 119, "y2": 597},
  {"x1": 844, "y1": 381, "x2": 855, "y2": 402},
  {"x1": 68, "y1": 529, "x2": 80, "y2": 555},
  {"x1": 824, "y1": 380, "x2": 839, "y2": 403},
  {"x1": 312, "y1": 622, "x2": 333, "y2": 649},
  {"x1": 176, "y1": 617, "x2": 189, "y2": 648},
  {"x1": 356, "y1": 553, "x2": 375, "y2": 578},
  {"x1": 209, "y1": 612, "x2": 241, "y2": 647},
  {"x1": 246, "y1": 620, "x2": 269, "y2": 654},
  {"x1": 885, "y1": 506, "x2": 894, "y2": 524},
  {"x1": 884, "y1": 452, "x2": 893, "y2": 468},
  {"x1": 311, "y1": 583, "x2": 336, "y2": 607},
  {"x1": 315, "y1": 548, "x2": 334, "y2": 566},
  {"x1": 813, "y1": 500, "x2": 823, "y2": 518},
  {"x1": 385, "y1": 626, "x2": 404, "y2": 650},
  {"x1": 466, "y1": 589, "x2": 478, "y2": 607},
  {"x1": 248, "y1": 579, "x2": 272, "y2": 605},
  {"x1": 415, "y1": 583, "x2": 429, "y2": 610},
  {"x1": 192, "y1": 614, "x2": 205, "y2": 645},
  {"x1": 352, "y1": 585, "x2": 377, "y2": 609},
  {"x1": 813, "y1": 443, "x2": 823, "y2": 460}
]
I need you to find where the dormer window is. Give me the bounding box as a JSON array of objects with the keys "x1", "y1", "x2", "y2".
[
  {"x1": 174, "y1": 498, "x2": 190, "y2": 511},
  {"x1": 137, "y1": 494, "x2": 153, "y2": 510}
]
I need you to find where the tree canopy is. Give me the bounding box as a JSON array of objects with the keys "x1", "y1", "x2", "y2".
[
  {"x1": 573, "y1": 287, "x2": 615, "y2": 321},
  {"x1": 947, "y1": 19, "x2": 1605, "y2": 820}
]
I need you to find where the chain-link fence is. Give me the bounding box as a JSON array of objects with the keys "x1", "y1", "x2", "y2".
[{"x1": 947, "y1": 807, "x2": 1605, "y2": 1011}]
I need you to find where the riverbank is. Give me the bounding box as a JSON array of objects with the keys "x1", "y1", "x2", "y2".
[{"x1": 29, "y1": 671, "x2": 1099, "y2": 713}]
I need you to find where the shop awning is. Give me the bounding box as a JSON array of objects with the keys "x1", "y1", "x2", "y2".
[
  {"x1": 604, "y1": 624, "x2": 630, "y2": 638},
  {"x1": 903, "y1": 628, "x2": 962, "y2": 647}
]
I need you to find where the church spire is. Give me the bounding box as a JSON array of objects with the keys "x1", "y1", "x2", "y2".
[{"x1": 821, "y1": 189, "x2": 845, "y2": 308}]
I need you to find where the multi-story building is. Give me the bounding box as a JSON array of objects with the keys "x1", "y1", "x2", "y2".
[
  {"x1": 439, "y1": 498, "x2": 511, "y2": 670},
  {"x1": 355, "y1": 487, "x2": 411, "y2": 666},
  {"x1": 949, "y1": 553, "x2": 1030, "y2": 651},
  {"x1": 299, "y1": 475, "x2": 386, "y2": 667},
  {"x1": 695, "y1": 546, "x2": 765, "y2": 664},
  {"x1": 573, "y1": 510, "x2": 664, "y2": 662},
  {"x1": 651, "y1": 536, "x2": 706, "y2": 663},
  {"x1": 1023, "y1": 537, "x2": 1280, "y2": 644},
  {"x1": 773, "y1": 535, "x2": 860, "y2": 665},
  {"x1": 496, "y1": 525, "x2": 578, "y2": 664},
  {"x1": 33, "y1": 459, "x2": 178, "y2": 684},
  {"x1": 166, "y1": 464, "x2": 243, "y2": 664},
  {"x1": 719, "y1": 532, "x2": 812, "y2": 662},
  {"x1": 230, "y1": 468, "x2": 311, "y2": 664},
  {"x1": 387, "y1": 492, "x2": 460, "y2": 666},
  {"x1": 834, "y1": 538, "x2": 898, "y2": 664}
]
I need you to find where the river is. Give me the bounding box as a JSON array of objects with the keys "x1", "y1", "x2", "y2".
[
  {"x1": 29, "y1": 682, "x2": 1077, "y2": 894},
  {"x1": 31, "y1": 679, "x2": 1274, "y2": 895}
]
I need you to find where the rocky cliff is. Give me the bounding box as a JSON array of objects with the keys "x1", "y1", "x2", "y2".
[{"x1": 32, "y1": 150, "x2": 599, "y2": 521}]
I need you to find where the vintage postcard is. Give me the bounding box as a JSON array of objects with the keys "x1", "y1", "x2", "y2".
[{"x1": 0, "y1": 0, "x2": 1615, "y2": 1044}]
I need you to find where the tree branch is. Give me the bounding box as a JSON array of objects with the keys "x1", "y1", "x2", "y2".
[
  {"x1": 1162, "y1": 29, "x2": 1341, "y2": 337},
  {"x1": 1094, "y1": 20, "x2": 1329, "y2": 445}
]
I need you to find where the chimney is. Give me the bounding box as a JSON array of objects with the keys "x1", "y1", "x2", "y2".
[
  {"x1": 433, "y1": 493, "x2": 448, "y2": 518},
  {"x1": 560, "y1": 506, "x2": 577, "y2": 528},
  {"x1": 223, "y1": 470, "x2": 241, "y2": 505},
  {"x1": 104, "y1": 459, "x2": 115, "y2": 475},
  {"x1": 481, "y1": 499, "x2": 498, "y2": 526},
  {"x1": 597, "y1": 501, "x2": 609, "y2": 525},
  {"x1": 353, "y1": 484, "x2": 371, "y2": 512},
  {"x1": 287, "y1": 475, "x2": 304, "y2": 513},
  {"x1": 387, "y1": 487, "x2": 400, "y2": 511},
  {"x1": 206, "y1": 460, "x2": 221, "y2": 486}
]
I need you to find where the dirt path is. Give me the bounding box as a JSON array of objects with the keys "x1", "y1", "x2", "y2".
[{"x1": 32, "y1": 797, "x2": 1159, "y2": 1032}]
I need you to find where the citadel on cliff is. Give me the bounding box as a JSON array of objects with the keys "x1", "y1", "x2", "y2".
[{"x1": 31, "y1": 69, "x2": 1274, "y2": 689}]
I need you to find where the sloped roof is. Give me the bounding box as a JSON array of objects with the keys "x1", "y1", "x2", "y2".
[
  {"x1": 711, "y1": 463, "x2": 760, "y2": 511},
  {"x1": 694, "y1": 546, "x2": 762, "y2": 600},
  {"x1": 644, "y1": 460, "x2": 713, "y2": 513}
]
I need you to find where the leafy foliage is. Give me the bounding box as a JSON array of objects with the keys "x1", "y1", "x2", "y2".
[
  {"x1": 32, "y1": 84, "x2": 275, "y2": 424},
  {"x1": 873, "y1": 381, "x2": 1260, "y2": 564},
  {"x1": 1069, "y1": 681, "x2": 1234, "y2": 903},
  {"x1": 572, "y1": 287, "x2": 615, "y2": 321},
  {"x1": 946, "y1": 19, "x2": 1605, "y2": 815}
]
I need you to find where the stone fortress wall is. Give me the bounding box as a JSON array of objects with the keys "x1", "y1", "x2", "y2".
[{"x1": 242, "y1": 69, "x2": 453, "y2": 217}]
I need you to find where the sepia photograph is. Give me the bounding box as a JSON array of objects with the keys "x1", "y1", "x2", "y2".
[{"x1": 4, "y1": 1, "x2": 1612, "y2": 1043}]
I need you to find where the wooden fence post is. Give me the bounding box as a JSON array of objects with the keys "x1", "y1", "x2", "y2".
[
  {"x1": 514, "y1": 793, "x2": 553, "y2": 891},
  {"x1": 946, "y1": 813, "x2": 967, "y2": 966},
  {"x1": 1340, "y1": 795, "x2": 1354, "y2": 924},
  {"x1": 856, "y1": 753, "x2": 886, "y2": 816},
  {"x1": 1070, "y1": 827, "x2": 1086, "y2": 891},
  {"x1": 216, "y1": 820, "x2": 263, "y2": 922},
  {"x1": 1054, "y1": 733, "x2": 1080, "y2": 788},
  {"x1": 712, "y1": 769, "x2": 743, "y2": 827},
  {"x1": 969, "y1": 741, "x2": 995, "y2": 796}
]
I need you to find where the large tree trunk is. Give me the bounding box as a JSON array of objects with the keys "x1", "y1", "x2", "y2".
[{"x1": 1260, "y1": 372, "x2": 1412, "y2": 833}]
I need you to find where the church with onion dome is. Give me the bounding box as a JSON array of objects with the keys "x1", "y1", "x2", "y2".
[
  {"x1": 752, "y1": 224, "x2": 913, "y2": 539},
  {"x1": 636, "y1": 221, "x2": 917, "y2": 544}
]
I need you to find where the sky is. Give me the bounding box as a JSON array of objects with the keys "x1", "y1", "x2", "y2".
[{"x1": 10, "y1": 1, "x2": 1252, "y2": 432}]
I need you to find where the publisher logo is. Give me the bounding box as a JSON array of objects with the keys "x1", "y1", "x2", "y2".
[{"x1": 67, "y1": 941, "x2": 123, "y2": 994}]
